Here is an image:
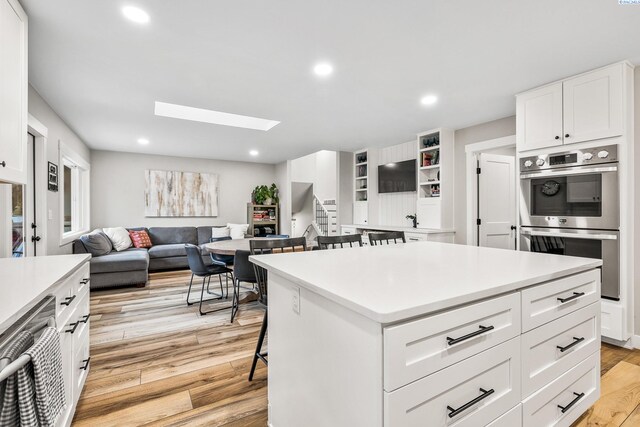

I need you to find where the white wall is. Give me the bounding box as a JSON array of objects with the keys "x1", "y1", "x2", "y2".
[
  {"x1": 275, "y1": 160, "x2": 291, "y2": 236},
  {"x1": 634, "y1": 66, "x2": 640, "y2": 336},
  {"x1": 453, "y1": 116, "x2": 516, "y2": 244},
  {"x1": 28, "y1": 85, "x2": 91, "y2": 255},
  {"x1": 90, "y1": 150, "x2": 275, "y2": 229},
  {"x1": 290, "y1": 150, "x2": 337, "y2": 202},
  {"x1": 377, "y1": 140, "x2": 417, "y2": 227}
]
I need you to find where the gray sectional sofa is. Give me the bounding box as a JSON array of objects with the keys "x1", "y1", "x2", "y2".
[{"x1": 73, "y1": 226, "x2": 226, "y2": 289}]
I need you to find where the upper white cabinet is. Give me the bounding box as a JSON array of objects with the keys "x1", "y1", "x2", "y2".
[
  {"x1": 0, "y1": 0, "x2": 28, "y2": 184},
  {"x1": 517, "y1": 63, "x2": 629, "y2": 152},
  {"x1": 516, "y1": 82, "x2": 563, "y2": 151},
  {"x1": 563, "y1": 66, "x2": 623, "y2": 144}
]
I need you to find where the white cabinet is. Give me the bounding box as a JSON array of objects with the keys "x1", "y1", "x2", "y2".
[
  {"x1": 416, "y1": 128, "x2": 453, "y2": 229},
  {"x1": 516, "y1": 83, "x2": 563, "y2": 151},
  {"x1": 353, "y1": 201, "x2": 368, "y2": 225},
  {"x1": 416, "y1": 198, "x2": 441, "y2": 229},
  {"x1": 516, "y1": 62, "x2": 629, "y2": 153},
  {"x1": 563, "y1": 66, "x2": 623, "y2": 144},
  {"x1": 0, "y1": 0, "x2": 27, "y2": 184}
]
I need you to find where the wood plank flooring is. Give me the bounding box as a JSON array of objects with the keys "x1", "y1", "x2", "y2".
[
  {"x1": 73, "y1": 269, "x2": 640, "y2": 426},
  {"x1": 72, "y1": 270, "x2": 268, "y2": 426}
]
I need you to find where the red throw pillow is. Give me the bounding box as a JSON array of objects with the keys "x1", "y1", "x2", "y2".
[{"x1": 129, "y1": 230, "x2": 152, "y2": 248}]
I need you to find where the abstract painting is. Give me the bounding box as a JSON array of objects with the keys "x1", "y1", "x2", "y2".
[{"x1": 145, "y1": 170, "x2": 219, "y2": 217}]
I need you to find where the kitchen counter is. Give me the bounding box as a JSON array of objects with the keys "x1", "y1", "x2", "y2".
[
  {"x1": 341, "y1": 224, "x2": 455, "y2": 234},
  {"x1": 0, "y1": 254, "x2": 91, "y2": 331},
  {"x1": 252, "y1": 242, "x2": 602, "y2": 426},
  {"x1": 251, "y1": 241, "x2": 601, "y2": 323}
]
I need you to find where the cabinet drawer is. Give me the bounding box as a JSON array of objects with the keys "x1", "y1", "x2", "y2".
[
  {"x1": 384, "y1": 338, "x2": 521, "y2": 427},
  {"x1": 487, "y1": 404, "x2": 522, "y2": 427},
  {"x1": 522, "y1": 351, "x2": 599, "y2": 427},
  {"x1": 73, "y1": 262, "x2": 91, "y2": 296},
  {"x1": 522, "y1": 302, "x2": 600, "y2": 398},
  {"x1": 384, "y1": 293, "x2": 520, "y2": 391},
  {"x1": 405, "y1": 233, "x2": 424, "y2": 242},
  {"x1": 73, "y1": 322, "x2": 90, "y2": 400},
  {"x1": 521, "y1": 269, "x2": 600, "y2": 332},
  {"x1": 54, "y1": 280, "x2": 74, "y2": 326}
]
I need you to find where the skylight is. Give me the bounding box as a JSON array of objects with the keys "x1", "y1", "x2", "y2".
[{"x1": 154, "y1": 102, "x2": 280, "y2": 131}]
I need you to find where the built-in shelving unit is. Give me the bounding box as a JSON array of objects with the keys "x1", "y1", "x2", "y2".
[
  {"x1": 247, "y1": 204, "x2": 279, "y2": 236},
  {"x1": 352, "y1": 149, "x2": 378, "y2": 225},
  {"x1": 416, "y1": 128, "x2": 453, "y2": 229},
  {"x1": 354, "y1": 151, "x2": 368, "y2": 202}
]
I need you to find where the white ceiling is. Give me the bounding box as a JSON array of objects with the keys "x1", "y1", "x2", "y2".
[{"x1": 23, "y1": 0, "x2": 640, "y2": 164}]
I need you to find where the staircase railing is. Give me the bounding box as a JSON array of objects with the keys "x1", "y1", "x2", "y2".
[{"x1": 313, "y1": 195, "x2": 329, "y2": 236}]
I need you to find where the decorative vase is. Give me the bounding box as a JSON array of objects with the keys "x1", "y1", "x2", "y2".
[
  {"x1": 264, "y1": 198, "x2": 273, "y2": 206},
  {"x1": 412, "y1": 218, "x2": 417, "y2": 228}
]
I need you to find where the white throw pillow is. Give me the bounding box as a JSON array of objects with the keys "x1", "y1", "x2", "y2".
[
  {"x1": 103, "y1": 227, "x2": 132, "y2": 251},
  {"x1": 227, "y1": 223, "x2": 249, "y2": 240},
  {"x1": 211, "y1": 226, "x2": 230, "y2": 239}
]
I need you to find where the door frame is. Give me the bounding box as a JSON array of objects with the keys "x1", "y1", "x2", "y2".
[
  {"x1": 27, "y1": 113, "x2": 48, "y2": 256},
  {"x1": 465, "y1": 135, "x2": 516, "y2": 246}
]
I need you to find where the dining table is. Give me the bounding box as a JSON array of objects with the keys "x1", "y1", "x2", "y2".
[{"x1": 202, "y1": 236, "x2": 316, "y2": 256}]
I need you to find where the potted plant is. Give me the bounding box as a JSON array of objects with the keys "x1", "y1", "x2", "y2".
[
  {"x1": 406, "y1": 213, "x2": 417, "y2": 228},
  {"x1": 252, "y1": 183, "x2": 279, "y2": 205}
]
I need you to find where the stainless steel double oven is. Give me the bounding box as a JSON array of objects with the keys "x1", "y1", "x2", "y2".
[{"x1": 519, "y1": 144, "x2": 620, "y2": 300}]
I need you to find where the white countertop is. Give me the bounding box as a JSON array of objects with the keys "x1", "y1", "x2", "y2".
[
  {"x1": 341, "y1": 224, "x2": 455, "y2": 234},
  {"x1": 250, "y1": 242, "x2": 601, "y2": 324},
  {"x1": 0, "y1": 254, "x2": 91, "y2": 331}
]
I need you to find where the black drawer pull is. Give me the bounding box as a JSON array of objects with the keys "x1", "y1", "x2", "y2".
[
  {"x1": 80, "y1": 278, "x2": 90, "y2": 284},
  {"x1": 447, "y1": 388, "x2": 494, "y2": 418},
  {"x1": 557, "y1": 292, "x2": 584, "y2": 304},
  {"x1": 80, "y1": 314, "x2": 90, "y2": 324},
  {"x1": 557, "y1": 337, "x2": 585, "y2": 353},
  {"x1": 65, "y1": 322, "x2": 80, "y2": 334},
  {"x1": 81, "y1": 357, "x2": 91, "y2": 371},
  {"x1": 0, "y1": 161, "x2": 6, "y2": 168},
  {"x1": 447, "y1": 325, "x2": 495, "y2": 346},
  {"x1": 61, "y1": 295, "x2": 77, "y2": 306},
  {"x1": 558, "y1": 392, "x2": 584, "y2": 413}
]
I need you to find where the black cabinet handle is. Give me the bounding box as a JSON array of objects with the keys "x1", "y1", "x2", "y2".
[
  {"x1": 558, "y1": 392, "x2": 585, "y2": 413},
  {"x1": 555, "y1": 136, "x2": 560, "y2": 140},
  {"x1": 557, "y1": 292, "x2": 584, "y2": 304},
  {"x1": 447, "y1": 388, "x2": 494, "y2": 418},
  {"x1": 80, "y1": 278, "x2": 90, "y2": 284},
  {"x1": 80, "y1": 314, "x2": 90, "y2": 324},
  {"x1": 447, "y1": 325, "x2": 494, "y2": 346},
  {"x1": 565, "y1": 134, "x2": 570, "y2": 138},
  {"x1": 557, "y1": 336, "x2": 585, "y2": 352},
  {"x1": 81, "y1": 357, "x2": 91, "y2": 371},
  {"x1": 65, "y1": 321, "x2": 80, "y2": 334},
  {"x1": 61, "y1": 295, "x2": 77, "y2": 306},
  {"x1": 0, "y1": 161, "x2": 5, "y2": 167}
]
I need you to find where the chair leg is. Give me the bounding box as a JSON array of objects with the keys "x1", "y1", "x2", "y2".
[
  {"x1": 249, "y1": 310, "x2": 268, "y2": 381},
  {"x1": 197, "y1": 274, "x2": 235, "y2": 316},
  {"x1": 230, "y1": 278, "x2": 240, "y2": 323},
  {"x1": 186, "y1": 273, "x2": 195, "y2": 306}
]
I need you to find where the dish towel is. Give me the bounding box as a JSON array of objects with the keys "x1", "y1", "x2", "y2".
[
  {"x1": 0, "y1": 330, "x2": 37, "y2": 427},
  {"x1": 24, "y1": 327, "x2": 66, "y2": 427}
]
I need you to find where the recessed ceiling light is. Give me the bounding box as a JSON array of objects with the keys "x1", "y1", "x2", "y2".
[
  {"x1": 313, "y1": 63, "x2": 334, "y2": 77},
  {"x1": 249, "y1": 150, "x2": 259, "y2": 156},
  {"x1": 122, "y1": 6, "x2": 150, "y2": 24},
  {"x1": 137, "y1": 138, "x2": 149, "y2": 145},
  {"x1": 154, "y1": 102, "x2": 280, "y2": 131},
  {"x1": 420, "y1": 95, "x2": 438, "y2": 106}
]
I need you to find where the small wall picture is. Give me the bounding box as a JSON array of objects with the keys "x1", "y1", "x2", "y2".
[{"x1": 48, "y1": 162, "x2": 58, "y2": 192}]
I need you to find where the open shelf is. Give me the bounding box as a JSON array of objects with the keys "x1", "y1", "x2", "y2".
[
  {"x1": 420, "y1": 181, "x2": 440, "y2": 186},
  {"x1": 419, "y1": 146, "x2": 440, "y2": 152},
  {"x1": 420, "y1": 165, "x2": 440, "y2": 171}
]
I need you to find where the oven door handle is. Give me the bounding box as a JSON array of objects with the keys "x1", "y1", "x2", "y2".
[
  {"x1": 520, "y1": 165, "x2": 617, "y2": 179},
  {"x1": 520, "y1": 229, "x2": 618, "y2": 241}
]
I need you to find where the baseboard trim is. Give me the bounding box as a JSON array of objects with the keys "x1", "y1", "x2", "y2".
[
  {"x1": 632, "y1": 335, "x2": 640, "y2": 349},
  {"x1": 602, "y1": 335, "x2": 634, "y2": 349}
]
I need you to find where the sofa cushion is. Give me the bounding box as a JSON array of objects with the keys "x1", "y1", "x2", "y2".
[
  {"x1": 103, "y1": 227, "x2": 132, "y2": 251},
  {"x1": 129, "y1": 230, "x2": 153, "y2": 248},
  {"x1": 148, "y1": 227, "x2": 197, "y2": 245},
  {"x1": 80, "y1": 230, "x2": 112, "y2": 257},
  {"x1": 227, "y1": 223, "x2": 249, "y2": 240},
  {"x1": 90, "y1": 249, "x2": 149, "y2": 274},
  {"x1": 197, "y1": 226, "x2": 229, "y2": 244},
  {"x1": 148, "y1": 244, "x2": 187, "y2": 259}
]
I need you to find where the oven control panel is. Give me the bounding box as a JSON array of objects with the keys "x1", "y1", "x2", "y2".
[{"x1": 520, "y1": 144, "x2": 617, "y2": 172}]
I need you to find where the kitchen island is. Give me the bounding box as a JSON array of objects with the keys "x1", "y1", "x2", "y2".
[{"x1": 250, "y1": 242, "x2": 602, "y2": 427}]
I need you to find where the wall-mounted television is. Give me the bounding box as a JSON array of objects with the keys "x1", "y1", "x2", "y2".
[{"x1": 378, "y1": 159, "x2": 416, "y2": 194}]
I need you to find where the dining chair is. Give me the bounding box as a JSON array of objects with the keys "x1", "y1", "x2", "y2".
[
  {"x1": 317, "y1": 234, "x2": 363, "y2": 250},
  {"x1": 185, "y1": 244, "x2": 234, "y2": 318},
  {"x1": 248, "y1": 236, "x2": 307, "y2": 381},
  {"x1": 230, "y1": 250, "x2": 258, "y2": 323},
  {"x1": 368, "y1": 231, "x2": 406, "y2": 246},
  {"x1": 209, "y1": 236, "x2": 234, "y2": 267}
]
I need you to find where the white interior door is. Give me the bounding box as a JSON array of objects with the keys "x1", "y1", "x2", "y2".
[{"x1": 478, "y1": 153, "x2": 516, "y2": 249}]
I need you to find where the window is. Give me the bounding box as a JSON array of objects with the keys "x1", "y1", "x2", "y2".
[{"x1": 60, "y1": 143, "x2": 90, "y2": 245}]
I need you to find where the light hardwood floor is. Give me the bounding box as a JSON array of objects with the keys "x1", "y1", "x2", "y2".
[{"x1": 74, "y1": 270, "x2": 640, "y2": 426}]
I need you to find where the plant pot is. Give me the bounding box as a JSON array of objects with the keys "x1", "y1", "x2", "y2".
[{"x1": 264, "y1": 198, "x2": 273, "y2": 206}]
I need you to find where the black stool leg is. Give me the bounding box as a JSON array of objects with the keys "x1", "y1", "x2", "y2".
[{"x1": 249, "y1": 310, "x2": 268, "y2": 381}]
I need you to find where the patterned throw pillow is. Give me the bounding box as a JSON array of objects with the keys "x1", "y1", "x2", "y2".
[{"x1": 129, "y1": 230, "x2": 152, "y2": 248}]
